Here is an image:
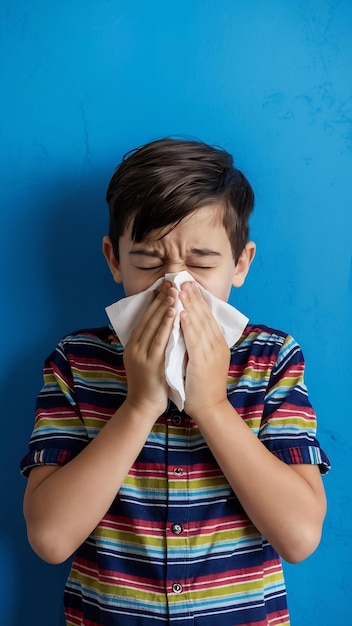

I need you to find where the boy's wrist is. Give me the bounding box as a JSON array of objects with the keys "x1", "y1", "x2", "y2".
[
  {"x1": 122, "y1": 397, "x2": 165, "y2": 424},
  {"x1": 185, "y1": 398, "x2": 230, "y2": 424}
]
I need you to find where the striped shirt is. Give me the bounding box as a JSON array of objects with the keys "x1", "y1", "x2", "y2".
[{"x1": 21, "y1": 324, "x2": 330, "y2": 625}]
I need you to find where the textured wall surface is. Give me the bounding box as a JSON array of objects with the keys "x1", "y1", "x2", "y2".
[{"x1": 1, "y1": 1, "x2": 351, "y2": 624}]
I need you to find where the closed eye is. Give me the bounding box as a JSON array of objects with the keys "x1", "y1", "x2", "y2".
[{"x1": 136, "y1": 265, "x2": 163, "y2": 271}]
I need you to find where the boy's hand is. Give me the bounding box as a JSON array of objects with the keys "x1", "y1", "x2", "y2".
[
  {"x1": 180, "y1": 282, "x2": 230, "y2": 419},
  {"x1": 123, "y1": 282, "x2": 177, "y2": 419}
]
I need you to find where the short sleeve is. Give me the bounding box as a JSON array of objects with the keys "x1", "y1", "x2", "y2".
[
  {"x1": 259, "y1": 335, "x2": 330, "y2": 474},
  {"x1": 20, "y1": 340, "x2": 89, "y2": 477}
]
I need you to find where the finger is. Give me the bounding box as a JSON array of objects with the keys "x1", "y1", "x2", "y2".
[
  {"x1": 180, "y1": 283, "x2": 221, "y2": 346},
  {"x1": 130, "y1": 282, "x2": 173, "y2": 342},
  {"x1": 146, "y1": 302, "x2": 177, "y2": 360},
  {"x1": 131, "y1": 286, "x2": 178, "y2": 350}
]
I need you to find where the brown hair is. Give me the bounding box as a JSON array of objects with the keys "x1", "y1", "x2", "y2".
[{"x1": 106, "y1": 138, "x2": 254, "y2": 264}]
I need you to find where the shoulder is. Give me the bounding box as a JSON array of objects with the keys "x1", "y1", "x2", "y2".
[
  {"x1": 233, "y1": 324, "x2": 303, "y2": 366},
  {"x1": 46, "y1": 326, "x2": 122, "y2": 365},
  {"x1": 59, "y1": 326, "x2": 119, "y2": 347},
  {"x1": 235, "y1": 323, "x2": 291, "y2": 351}
]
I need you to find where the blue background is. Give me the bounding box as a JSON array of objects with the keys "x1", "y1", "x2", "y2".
[{"x1": 1, "y1": 1, "x2": 351, "y2": 624}]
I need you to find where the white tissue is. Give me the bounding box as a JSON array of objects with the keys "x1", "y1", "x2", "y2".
[{"x1": 105, "y1": 271, "x2": 248, "y2": 411}]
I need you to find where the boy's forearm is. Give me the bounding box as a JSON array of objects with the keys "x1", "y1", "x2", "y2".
[
  {"x1": 24, "y1": 285, "x2": 178, "y2": 565},
  {"x1": 24, "y1": 400, "x2": 158, "y2": 564},
  {"x1": 191, "y1": 400, "x2": 327, "y2": 563}
]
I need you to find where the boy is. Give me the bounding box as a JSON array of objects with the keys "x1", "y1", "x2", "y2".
[{"x1": 21, "y1": 138, "x2": 330, "y2": 626}]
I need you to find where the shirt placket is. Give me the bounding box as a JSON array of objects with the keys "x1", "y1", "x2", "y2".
[{"x1": 165, "y1": 410, "x2": 193, "y2": 624}]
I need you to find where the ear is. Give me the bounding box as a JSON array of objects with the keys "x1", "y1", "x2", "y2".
[
  {"x1": 232, "y1": 241, "x2": 256, "y2": 288},
  {"x1": 102, "y1": 236, "x2": 123, "y2": 283}
]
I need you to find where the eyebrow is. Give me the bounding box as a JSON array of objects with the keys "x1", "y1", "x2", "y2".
[
  {"x1": 191, "y1": 248, "x2": 222, "y2": 257},
  {"x1": 129, "y1": 247, "x2": 222, "y2": 258}
]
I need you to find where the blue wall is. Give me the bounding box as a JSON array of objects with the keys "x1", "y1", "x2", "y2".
[{"x1": 1, "y1": 1, "x2": 351, "y2": 624}]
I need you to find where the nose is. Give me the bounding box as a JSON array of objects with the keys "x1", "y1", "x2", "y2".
[{"x1": 163, "y1": 261, "x2": 186, "y2": 274}]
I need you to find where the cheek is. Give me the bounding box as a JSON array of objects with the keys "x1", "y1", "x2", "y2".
[
  {"x1": 122, "y1": 273, "x2": 161, "y2": 296},
  {"x1": 197, "y1": 277, "x2": 232, "y2": 301},
  {"x1": 123, "y1": 279, "x2": 145, "y2": 296}
]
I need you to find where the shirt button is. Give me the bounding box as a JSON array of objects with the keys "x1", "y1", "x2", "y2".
[
  {"x1": 173, "y1": 467, "x2": 184, "y2": 476},
  {"x1": 172, "y1": 523, "x2": 183, "y2": 535},
  {"x1": 172, "y1": 582, "x2": 183, "y2": 594},
  {"x1": 171, "y1": 414, "x2": 182, "y2": 426}
]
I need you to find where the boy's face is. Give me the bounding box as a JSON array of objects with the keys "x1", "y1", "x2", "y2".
[{"x1": 103, "y1": 205, "x2": 255, "y2": 301}]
